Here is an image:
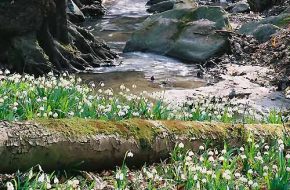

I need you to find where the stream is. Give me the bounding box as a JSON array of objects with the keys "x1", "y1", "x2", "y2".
[
  {"x1": 81, "y1": 0, "x2": 290, "y2": 112},
  {"x1": 83, "y1": 0, "x2": 206, "y2": 92}
]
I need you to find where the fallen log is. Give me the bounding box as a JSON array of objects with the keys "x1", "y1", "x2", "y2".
[{"x1": 0, "y1": 118, "x2": 288, "y2": 173}]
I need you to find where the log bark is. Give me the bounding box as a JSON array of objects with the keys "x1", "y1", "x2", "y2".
[{"x1": 0, "y1": 119, "x2": 288, "y2": 173}]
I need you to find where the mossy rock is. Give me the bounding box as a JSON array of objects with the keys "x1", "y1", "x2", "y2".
[
  {"x1": 124, "y1": 6, "x2": 231, "y2": 63},
  {"x1": 238, "y1": 11, "x2": 290, "y2": 42}
]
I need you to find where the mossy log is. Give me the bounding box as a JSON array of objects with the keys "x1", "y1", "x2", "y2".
[{"x1": 0, "y1": 119, "x2": 288, "y2": 173}]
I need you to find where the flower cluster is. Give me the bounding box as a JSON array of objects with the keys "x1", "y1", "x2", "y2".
[
  {"x1": 111, "y1": 137, "x2": 290, "y2": 190},
  {"x1": 0, "y1": 71, "x2": 287, "y2": 123}
]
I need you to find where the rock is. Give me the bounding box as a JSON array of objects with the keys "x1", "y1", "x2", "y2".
[
  {"x1": 124, "y1": 6, "x2": 231, "y2": 63},
  {"x1": 7, "y1": 33, "x2": 51, "y2": 74},
  {"x1": 147, "y1": 0, "x2": 175, "y2": 13},
  {"x1": 67, "y1": 0, "x2": 86, "y2": 23},
  {"x1": 252, "y1": 24, "x2": 280, "y2": 43},
  {"x1": 247, "y1": 0, "x2": 286, "y2": 12},
  {"x1": 238, "y1": 11, "x2": 289, "y2": 42},
  {"x1": 146, "y1": 0, "x2": 169, "y2": 5},
  {"x1": 146, "y1": 0, "x2": 198, "y2": 13},
  {"x1": 231, "y1": 1, "x2": 250, "y2": 13}
]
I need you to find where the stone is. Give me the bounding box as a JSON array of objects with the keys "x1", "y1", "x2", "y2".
[
  {"x1": 147, "y1": 0, "x2": 175, "y2": 13},
  {"x1": 247, "y1": 0, "x2": 286, "y2": 12},
  {"x1": 238, "y1": 11, "x2": 289, "y2": 42},
  {"x1": 231, "y1": 1, "x2": 250, "y2": 13},
  {"x1": 67, "y1": 0, "x2": 86, "y2": 23},
  {"x1": 124, "y1": 6, "x2": 231, "y2": 63}
]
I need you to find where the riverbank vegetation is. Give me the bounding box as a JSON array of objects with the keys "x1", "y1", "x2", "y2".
[
  {"x1": 3, "y1": 136, "x2": 289, "y2": 189},
  {"x1": 0, "y1": 71, "x2": 288, "y2": 124}
]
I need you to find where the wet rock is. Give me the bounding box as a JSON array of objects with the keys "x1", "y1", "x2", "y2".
[
  {"x1": 147, "y1": 0, "x2": 175, "y2": 13},
  {"x1": 67, "y1": 0, "x2": 86, "y2": 23},
  {"x1": 247, "y1": 0, "x2": 286, "y2": 12},
  {"x1": 231, "y1": 1, "x2": 250, "y2": 13},
  {"x1": 146, "y1": 0, "x2": 170, "y2": 6},
  {"x1": 124, "y1": 6, "x2": 231, "y2": 63},
  {"x1": 238, "y1": 11, "x2": 289, "y2": 42}
]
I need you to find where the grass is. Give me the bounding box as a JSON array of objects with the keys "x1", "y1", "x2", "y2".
[
  {"x1": 3, "y1": 136, "x2": 289, "y2": 190},
  {"x1": 0, "y1": 71, "x2": 288, "y2": 124}
]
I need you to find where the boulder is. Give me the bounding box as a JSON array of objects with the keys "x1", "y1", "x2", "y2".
[
  {"x1": 231, "y1": 1, "x2": 250, "y2": 13},
  {"x1": 247, "y1": 0, "x2": 286, "y2": 12},
  {"x1": 124, "y1": 6, "x2": 231, "y2": 63},
  {"x1": 147, "y1": 0, "x2": 175, "y2": 13},
  {"x1": 146, "y1": 0, "x2": 169, "y2": 5},
  {"x1": 67, "y1": 0, "x2": 86, "y2": 23},
  {"x1": 238, "y1": 11, "x2": 289, "y2": 42}
]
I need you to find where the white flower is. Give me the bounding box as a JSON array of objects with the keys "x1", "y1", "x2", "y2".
[
  {"x1": 264, "y1": 145, "x2": 269, "y2": 150},
  {"x1": 38, "y1": 173, "x2": 45, "y2": 182},
  {"x1": 6, "y1": 182, "x2": 14, "y2": 190},
  {"x1": 263, "y1": 166, "x2": 269, "y2": 171},
  {"x1": 241, "y1": 154, "x2": 247, "y2": 159},
  {"x1": 272, "y1": 165, "x2": 278, "y2": 170},
  {"x1": 100, "y1": 82, "x2": 105, "y2": 87},
  {"x1": 116, "y1": 172, "x2": 124, "y2": 181},
  {"x1": 208, "y1": 156, "x2": 215, "y2": 162},
  {"x1": 234, "y1": 173, "x2": 241, "y2": 178},
  {"x1": 46, "y1": 182, "x2": 52, "y2": 189},
  {"x1": 201, "y1": 178, "x2": 206, "y2": 183},
  {"x1": 52, "y1": 112, "x2": 58, "y2": 118},
  {"x1": 247, "y1": 169, "x2": 253, "y2": 174},
  {"x1": 127, "y1": 151, "x2": 134, "y2": 158},
  {"x1": 278, "y1": 139, "x2": 283, "y2": 144},
  {"x1": 72, "y1": 179, "x2": 79, "y2": 188},
  {"x1": 53, "y1": 177, "x2": 59, "y2": 184},
  {"x1": 199, "y1": 145, "x2": 205, "y2": 150},
  {"x1": 178, "y1": 142, "x2": 184, "y2": 148},
  {"x1": 286, "y1": 167, "x2": 290, "y2": 172},
  {"x1": 286, "y1": 154, "x2": 290, "y2": 160},
  {"x1": 253, "y1": 182, "x2": 258, "y2": 188},
  {"x1": 219, "y1": 156, "x2": 225, "y2": 161},
  {"x1": 248, "y1": 180, "x2": 253, "y2": 186},
  {"x1": 240, "y1": 147, "x2": 244, "y2": 151},
  {"x1": 188, "y1": 151, "x2": 194, "y2": 157},
  {"x1": 221, "y1": 149, "x2": 226, "y2": 154},
  {"x1": 208, "y1": 151, "x2": 214, "y2": 156}
]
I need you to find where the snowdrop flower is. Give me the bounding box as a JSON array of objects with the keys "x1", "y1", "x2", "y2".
[
  {"x1": 127, "y1": 151, "x2": 134, "y2": 158},
  {"x1": 241, "y1": 154, "x2": 247, "y2": 159},
  {"x1": 178, "y1": 142, "x2": 184, "y2": 148},
  {"x1": 248, "y1": 180, "x2": 253, "y2": 186},
  {"x1": 286, "y1": 154, "x2": 290, "y2": 160},
  {"x1": 188, "y1": 151, "x2": 194, "y2": 157},
  {"x1": 116, "y1": 172, "x2": 124, "y2": 181},
  {"x1": 247, "y1": 169, "x2": 253, "y2": 174},
  {"x1": 199, "y1": 145, "x2": 205, "y2": 150},
  {"x1": 38, "y1": 173, "x2": 45, "y2": 182},
  {"x1": 272, "y1": 165, "x2": 278, "y2": 170},
  {"x1": 52, "y1": 112, "x2": 58, "y2": 118},
  {"x1": 264, "y1": 145, "x2": 269, "y2": 150},
  {"x1": 240, "y1": 147, "x2": 244, "y2": 151},
  {"x1": 6, "y1": 182, "x2": 14, "y2": 190},
  {"x1": 53, "y1": 177, "x2": 59, "y2": 184}
]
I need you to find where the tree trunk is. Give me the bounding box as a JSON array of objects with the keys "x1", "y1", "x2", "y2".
[
  {"x1": 0, "y1": 119, "x2": 288, "y2": 173},
  {"x1": 55, "y1": 0, "x2": 70, "y2": 44}
]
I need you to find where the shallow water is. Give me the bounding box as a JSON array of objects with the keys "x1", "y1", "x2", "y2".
[{"x1": 83, "y1": 0, "x2": 206, "y2": 92}]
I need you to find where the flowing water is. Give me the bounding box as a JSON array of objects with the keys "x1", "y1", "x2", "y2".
[{"x1": 83, "y1": 0, "x2": 206, "y2": 92}]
